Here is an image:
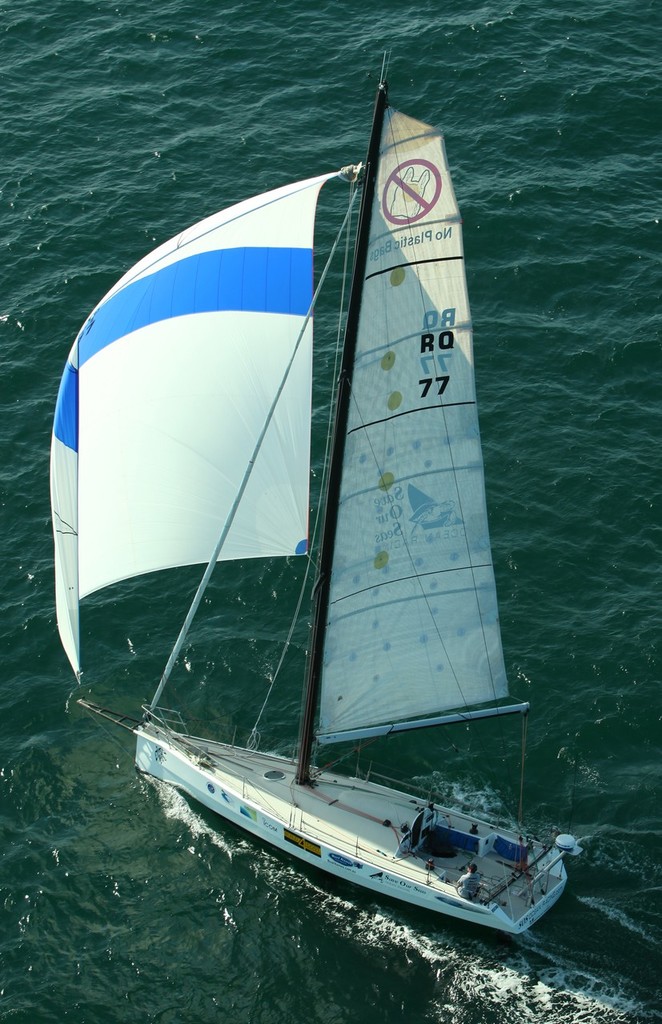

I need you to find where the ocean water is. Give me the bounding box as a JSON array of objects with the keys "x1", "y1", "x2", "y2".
[{"x1": 2, "y1": 1, "x2": 661, "y2": 1021}]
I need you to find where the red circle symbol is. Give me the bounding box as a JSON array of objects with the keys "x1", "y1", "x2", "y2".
[{"x1": 382, "y1": 159, "x2": 442, "y2": 226}]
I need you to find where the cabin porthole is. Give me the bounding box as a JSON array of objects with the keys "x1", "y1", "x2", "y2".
[{"x1": 264, "y1": 770, "x2": 286, "y2": 781}]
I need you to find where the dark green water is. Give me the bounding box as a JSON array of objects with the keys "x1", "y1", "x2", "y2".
[{"x1": 2, "y1": 1, "x2": 660, "y2": 1021}]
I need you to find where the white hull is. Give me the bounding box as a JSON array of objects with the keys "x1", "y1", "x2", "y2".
[{"x1": 135, "y1": 723, "x2": 568, "y2": 934}]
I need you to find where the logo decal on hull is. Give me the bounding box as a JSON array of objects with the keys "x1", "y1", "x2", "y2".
[
  {"x1": 284, "y1": 829, "x2": 321, "y2": 858},
  {"x1": 328, "y1": 853, "x2": 363, "y2": 869}
]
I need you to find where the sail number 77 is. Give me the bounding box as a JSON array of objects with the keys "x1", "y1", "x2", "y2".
[{"x1": 419, "y1": 376, "x2": 450, "y2": 398}]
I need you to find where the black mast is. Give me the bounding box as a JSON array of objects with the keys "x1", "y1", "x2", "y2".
[{"x1": 296, "y1": 80, "x2": 389, "y2": 785}]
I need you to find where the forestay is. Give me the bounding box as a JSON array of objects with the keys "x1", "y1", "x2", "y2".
[
  {"x1": 51, "y1": 173, "x2": 336, "y2": 677},
  {"x1": 317, "y1": 111, "x2": 508, "y2": 741}
]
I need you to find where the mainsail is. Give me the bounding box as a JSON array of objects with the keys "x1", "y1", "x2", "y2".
[
  {"x1": 51, "y1": 173, "x2": 337, "y2": 677},
  {"x1": 315, "y1": 107, "x2": 508, "y2": 743}
]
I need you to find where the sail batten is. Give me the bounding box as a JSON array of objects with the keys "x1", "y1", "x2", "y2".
[
  {"x1": 346, "y1": 400, "x2": 477, "y2": 435},
  {"x1": 365, "y1": 254, "x2": 464, "y2": 282}
]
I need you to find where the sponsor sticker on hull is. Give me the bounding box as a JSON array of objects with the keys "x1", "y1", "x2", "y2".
[{"x1": 284, "y1": 829, "x2": 321, "y2": 858}]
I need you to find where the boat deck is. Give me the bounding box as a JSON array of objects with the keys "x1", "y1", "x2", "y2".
[{"x1": 165, "y1": 732, "x2": 560, "y2": 927}]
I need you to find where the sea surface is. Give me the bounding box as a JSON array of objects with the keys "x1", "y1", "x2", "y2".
[{"x1": 2, "y1": 1, "x2": 660, "y2": 1021}]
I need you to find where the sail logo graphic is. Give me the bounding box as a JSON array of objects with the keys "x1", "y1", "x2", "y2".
[
  {"x1": 382, "y1": 159, "x2": 442, "y2": 225},
  {"x1": 408, "y1": 484, "x2": 463, "y2": 531}
]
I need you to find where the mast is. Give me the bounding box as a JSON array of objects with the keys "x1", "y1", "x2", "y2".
[{"x1": 296, "y1": 80, "x2": 389, "y2": 784}]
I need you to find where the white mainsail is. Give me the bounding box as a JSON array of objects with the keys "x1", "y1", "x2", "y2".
[
  {"x1": 51, "y1": 173, "x2": 337, "y2": 677},
  {"x1": 317, "y1": 111, "x2": 508, "y2": 741}
]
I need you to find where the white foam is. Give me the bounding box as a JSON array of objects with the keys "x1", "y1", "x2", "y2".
[
  {"x1": 579, "y1": 895, "x2": 662, "y2": 946},
  {"x1": 141, "y1": 774, "x2": 234, "y2": 858},
  {"x1": 231, "y1": 849, "x2": 651, "y2": 1022},
  {"x1": 283, "y1": 889, "x2": 650, "y2": 1023}
]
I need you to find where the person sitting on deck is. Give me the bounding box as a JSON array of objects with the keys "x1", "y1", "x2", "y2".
[{"x1": 456, "y1": 863, "x2": 481, "y2": 899}]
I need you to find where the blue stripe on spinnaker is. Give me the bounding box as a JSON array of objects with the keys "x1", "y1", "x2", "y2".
[
  {"x1": 53, "y1": 361, "x2": 79, "y2": 452},
  {"x1": 78, "y1": 246, "x2": 313, "y2": 367}
]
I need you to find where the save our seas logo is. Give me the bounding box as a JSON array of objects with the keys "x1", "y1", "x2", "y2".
[
  {"x1": 374, "y1": 480, "x2": 464, "y2": 548},
  {"x1": 408, "y1": 485, "x2": 463, "y2": 532}
]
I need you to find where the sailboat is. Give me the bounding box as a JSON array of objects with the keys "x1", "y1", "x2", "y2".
[{"x1": 51, "y1": 80, "x2": 581, "y2": 934}]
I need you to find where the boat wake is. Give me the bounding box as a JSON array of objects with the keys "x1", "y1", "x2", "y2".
[
  {"x1": 578, "y1": 894, "x2": 662, "y2": 946},
  {"x1": 345, "y1": 910, "x2": 654, "y2": 1023},
  {"x1": 139, "y1": 772, "x2": 655, "y2": 1022},
  {"x1": 143, "y1": 773, "x2": 235, "y2": 859}
]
